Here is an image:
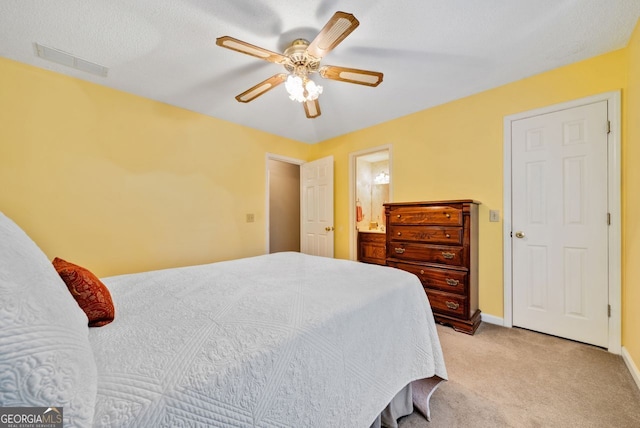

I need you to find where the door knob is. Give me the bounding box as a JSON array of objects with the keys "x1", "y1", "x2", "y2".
[
  {"x1": 325, "y1": 226, "x2": 335, "y2": 232},
  {"x1": 515, "y1": 231, "x2": 526, "y2": 239}
]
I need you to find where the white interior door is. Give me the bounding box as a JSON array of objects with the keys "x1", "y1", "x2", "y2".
[
  {"x1": 511, "y1": 100, "x2": 609, "y2": 347},
  {"x1": 301, "y1": 156, "x2": 334, "y2": 257}
]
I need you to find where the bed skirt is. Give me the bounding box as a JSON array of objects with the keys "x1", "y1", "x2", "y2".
[{"x1": 370, "y1": 376, "x2": 445, "y2": 428}]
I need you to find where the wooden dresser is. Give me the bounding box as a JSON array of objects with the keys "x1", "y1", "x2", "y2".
[
  {"x1": 357, "y1": 231, "x2": 386, "y2": 265},
  {"x1": 384, "y1": 200, "x2": 481, "y2": 334}
]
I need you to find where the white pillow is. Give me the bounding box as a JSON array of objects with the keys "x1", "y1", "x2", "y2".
[{"x1": 0, "y1": 212, "x2": 97, "y2": 428}]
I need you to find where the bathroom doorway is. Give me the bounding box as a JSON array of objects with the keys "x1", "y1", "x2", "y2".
[{"x1": 348, "y1": 145, "x2": 392, "y2": 260}]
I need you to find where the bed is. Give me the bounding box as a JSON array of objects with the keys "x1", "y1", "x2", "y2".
[{"x1": 0, "y1": 212, "x2": 447, "y2": 427}]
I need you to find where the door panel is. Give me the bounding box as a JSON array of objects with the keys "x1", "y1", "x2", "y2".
[
  {"x1": 301, "y1": 156, "x2": 334, "y2": 257},
  {"x1": 511, "y1": 101, "x2": 608, "y2": 347}
]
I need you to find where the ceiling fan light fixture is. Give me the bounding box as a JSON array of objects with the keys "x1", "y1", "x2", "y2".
[
  {"x1": 285, "y1": 74, "x2": 323, "y2": 103},
  {"x1": 216, "y1": 11, "x2": 383, "y2": 118}
]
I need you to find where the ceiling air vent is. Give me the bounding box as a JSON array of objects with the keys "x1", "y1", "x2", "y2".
[{"x1": 34, "y1": 43, "x2": 108, "y2": 77}]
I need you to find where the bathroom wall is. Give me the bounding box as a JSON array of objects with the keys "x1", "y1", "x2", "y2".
[
  {"x1": 356, "y1": 159, "x2": 372, "y2": 230},
  {"x1": 370, "y1": 160, "x2": 389, "y2": 230},
  {"x1": 356, "y1": 158, "x2": 389, "y2": 231}
]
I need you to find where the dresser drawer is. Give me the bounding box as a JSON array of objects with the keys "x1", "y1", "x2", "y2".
[
  {"x1": 390, "y1": 262, "x2": 467, "y2": 294},
  {"x1": 388, "y1": 225, "x2": 463, "y2": 245},
  {"x1": 426, "y1": 290, "x2": 468, "y2": 318},
  {"x1": 388, "y1": 243, "x2": 464, "y2": 266},
  {"x1": 388, "y1": 205, "x2": 462, "y2": 226}
]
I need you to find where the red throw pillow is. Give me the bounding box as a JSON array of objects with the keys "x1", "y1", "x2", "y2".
[{"x1": 52, "y1": 257, "x2": 115, "y2": 327}]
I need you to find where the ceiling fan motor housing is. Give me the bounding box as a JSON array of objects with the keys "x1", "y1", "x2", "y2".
[{"x1": 283, "y1": 39, "x2": 321, "y2": 75}]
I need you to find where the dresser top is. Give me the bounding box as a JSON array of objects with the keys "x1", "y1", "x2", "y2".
[{"x1": 383, "y1": 199, "x2": 481, "y2": 206}]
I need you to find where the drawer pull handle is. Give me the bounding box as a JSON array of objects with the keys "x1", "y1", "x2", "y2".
[
  {"x1": 445, "y1": 233, "x2": 451, "y2": 238},
  {"x1": 397, "y1": 232, "x2": 402, "y2": 236},
  {"x1": 394, "y1": 248, "x2": 405, "y2": 254},
  {"x1": 446, "y1": 278, "x2": 459, "y2": 286},
  {"x1": 445, "y1": 213, "x2": 451, "y2": 218},
  {"x1": 441, "y1": 252, "x2": 455, "y2": 259},
  {"x1": 445, "y1": 301, "x2": 459, "y2": 310},
  {"x1": 420, "y1": 269, "x2": 425, "y2": 275}
]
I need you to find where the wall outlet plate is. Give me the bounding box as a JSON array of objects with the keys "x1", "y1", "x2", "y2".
[
  {"x1": 489, "y1": 210, "x2": 500, "y2": 222},
  {"x1": 246, "y1": 213, "x2": 255, "y2": 223}
]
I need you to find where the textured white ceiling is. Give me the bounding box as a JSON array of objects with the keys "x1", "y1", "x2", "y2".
[{"x1": 1, "y1": 0, "x2": 639, "y2": 143}]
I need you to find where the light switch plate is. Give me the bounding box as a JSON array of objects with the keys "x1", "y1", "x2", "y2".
[
  {"x1": 489, "y1": 210, "x2": 500, "y2": 222},
  {"x1": 246, "y1": 213, "x2": 255, "y2": 223}
]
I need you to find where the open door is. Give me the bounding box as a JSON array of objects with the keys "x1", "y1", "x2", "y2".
[{"x1": 300, "y1": 156, "x2": 334, "y2": 257}]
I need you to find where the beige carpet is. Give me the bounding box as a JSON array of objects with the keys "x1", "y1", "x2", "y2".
[{"x1": 399, "y1": 323, "x2": 640, "y2": 428}]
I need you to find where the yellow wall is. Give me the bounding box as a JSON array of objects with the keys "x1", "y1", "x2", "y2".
[
  {"x1": 314, "y1": 48, "x2": 628, "y2": 319},
  {"x1": 0, "y1": 58, "x2": 311, "y2": 277},
  {"x1": 624, "y1": 21, "x2": 640, "y2": 370},
  {"x1": 313, "y1": 24, "x2": 640, "y2": 368}
]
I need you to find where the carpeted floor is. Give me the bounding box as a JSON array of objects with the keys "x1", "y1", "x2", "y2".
[{"x1": 399, "y1": 323, "x2": 640, "y2": 428}]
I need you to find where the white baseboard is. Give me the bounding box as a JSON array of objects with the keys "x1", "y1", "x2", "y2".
[
  {"x1": 481, "y1": 313, "x2": 504, "y2": 326},
  {"x1": 622, "y1": 347, "x2": 640, "y2": 391}
]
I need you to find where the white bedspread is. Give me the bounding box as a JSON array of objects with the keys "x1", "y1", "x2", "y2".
[{"x1": 89, "y1": 252, "x2": 447, "y2": 427}]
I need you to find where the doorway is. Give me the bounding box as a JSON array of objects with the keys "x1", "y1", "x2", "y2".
[
  {"x1": 348, "y1": 145, "x2": 392, "y2": 260},
  {"x1": 266, "y1": 155, "x2": 303, "y2": 253},
  {"x1": 503, "y1": 91, "x2": 621, "y2": 353}
]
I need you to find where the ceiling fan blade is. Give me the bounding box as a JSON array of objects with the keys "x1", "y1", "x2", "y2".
[
  {"x1": 304, "y1": 99, "x2": 321, "y2": 118},
  {"x1": 216, "y1": 36, "x2": 287, "y2": 64},
  {"x1": 235, "y1": 74, "x2": 287, "y2": 103},
  {"x1": 319, "y1": 65, "x2": 383, "y2": 87},
  {"x1": 306, "y1": 11, "x2": 359, "y2": 59}
]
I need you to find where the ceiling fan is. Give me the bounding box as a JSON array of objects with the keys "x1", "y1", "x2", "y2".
[{"x1": 216, "y1": 11, "x2": 383, "y2": 119}]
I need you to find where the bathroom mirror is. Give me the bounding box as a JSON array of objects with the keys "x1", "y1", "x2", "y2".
[{"x1": 356, "y1": 150, "x2": 390, "y2": 232}]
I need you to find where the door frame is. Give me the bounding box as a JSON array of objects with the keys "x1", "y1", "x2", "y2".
[
  {"x1": 348, "y1": 144, "x2": 393, "y2": 260},
  {"x1": 502, "y1": 91, "x2": 621, "y2": 353},
  {"x1": 265, "y1": 153, "x2": 305, "y2": 254}
]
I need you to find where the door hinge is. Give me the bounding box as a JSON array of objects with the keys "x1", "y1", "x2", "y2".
[
  {"x1": 607, "y1": 212, "x2": 611, "y2": 225},
  {"x1": 607, "y1": 121, "x2": 611, "y2": 134},
  {"x1": 608, "y1": 304, "x2": 611, "y2": 318}
]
